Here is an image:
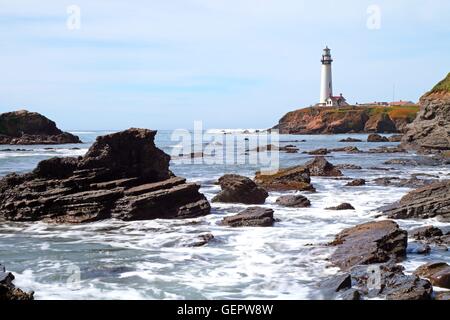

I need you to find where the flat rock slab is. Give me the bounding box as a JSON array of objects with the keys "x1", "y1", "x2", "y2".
[
  {"x1": 414, "y1": 262, "x2": 450, "y2": 289},
  {"x1": 254, "y1": 166, "x2": 314, "y2": 192},
  {"x1": 330, "y1": 220, "x2": 407, "y2": 270},
  {"x1": 221, "y1": 207, "x2": 275, "y2": 227},
  {"x1": 382, "y1": 180, "x2": 450, "y2": 220},
  {"x1": 275, "y1": 195, "x2": 311, "y2": 208}
]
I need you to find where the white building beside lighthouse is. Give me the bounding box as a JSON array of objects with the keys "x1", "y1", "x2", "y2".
[{"x1": 318, "y1": 47, "x2": 348, "y2": 107}]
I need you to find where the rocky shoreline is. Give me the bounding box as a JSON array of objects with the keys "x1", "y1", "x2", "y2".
[
  {"x1": 1, "y1": 74, "x2": 449, "y2": 300},
  {"x1": 0, "y1": 110, "x2": 81, "y2": 145}
]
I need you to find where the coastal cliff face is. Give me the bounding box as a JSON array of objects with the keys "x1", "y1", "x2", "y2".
[
  {"x1": 401, "y1": 73, "x2": 450, "y2": 153},
  {"x1": 0, "y1": 110, "x2": 81, "y2": 144},
  {"x1": 273, "y1": 105, "x2": 418, "y2": 134}
]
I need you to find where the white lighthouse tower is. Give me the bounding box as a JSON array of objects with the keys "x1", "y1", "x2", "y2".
[{"x1": 320, "y1": 46, "x2": 333, "y2": 104}]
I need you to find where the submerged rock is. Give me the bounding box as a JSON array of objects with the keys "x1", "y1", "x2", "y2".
[
  {"x1": 326, "y1": 203, "x2": 355, "y2": 210},
  {"x1": 0, "y1": 265, "x2": 34, "y2": 300},
  {"x1": 367, "y1": 133, "x2": 389, "y2": 142},
  {"x1": 382, "y1": 180, "x2": 450, "y2": 220},
  {"x1": 339, "y1": 137, "x2": 362, "y2": 142},
  {"x1": 254, "y1": 166, "x2": 314, "y2": 192},
  {"x1": 330, "y1": 220, "x2": 407, "y2": 270},
  {"x1": 0, "y1": 128, "x2": 211, "y2": 223},
  {"x1": 0, "y1": 110, "x2": 81, "y2": 145},
  {"x1": 212, "y1": 174, "x2": 268, "y2": 205},
  {"x1": 275, "y1": 194, "x2": 311, "y2": 207},
  {"x1": 414, "y1": 262, "x2": 450, "y2": 289},
  {"x1": 221, "y1": 207, "x2": 275, "y2": 227},
  {"x1": 345, "y1": 179, "x2": 365, "y2": 187},
  {"x1": 305, "y1": 156, "x2": 343, "y2": 177}
]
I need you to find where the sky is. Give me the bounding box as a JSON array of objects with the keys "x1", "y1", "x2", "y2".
[{"x1": 1, "y1": 0, "x2": 450, "y2": 130}]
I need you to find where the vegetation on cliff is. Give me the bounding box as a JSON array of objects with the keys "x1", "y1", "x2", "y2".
[
  {"x1": 428, "y1": 72, "x2": 450, "y2": 94},
  {"x1": 274, "y1": 104, "x2": 418, "y2": 134}
]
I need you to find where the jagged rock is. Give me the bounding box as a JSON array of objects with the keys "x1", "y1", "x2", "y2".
[
  {"x1": 0, "y1": 128, "x2": 210, "y2": 223},
  {"x1": 212, "y1": 174, "x2": 268, "y2": 205},
  {"x1": 349, "y1": 263, "x2": 432, "y2": 300},
  {"x1": 0, "y1": 266, "x2": 34, "y2": 300},
  {"x1": 221, "y1": 207, "x2": 275, "y2": 227},
  {"x1": 318, "y1": 273, "x2": 352, "y2": 298},
  {"x1": 414, "y1": 262, "x2": 450, "y2": 289},
  {"x1": 367, "y1": 133, "x2": 389, "y2": 142},
  {"x1": 401, "y1": 73, "x2": 450, "y2": 153},
  {"x1": 339, "y1": 137, "x2": 362, "y2": 142},
  {"x1": 410, "y1": 226, "x2": 443, "y2": 240},
  {"x1": 275, "y1": 194, "x2": 311, "y2": 207},
  {"x1": 326, "y1": 203, "x2": 355, "y2": 210},
  {"x1": 382, "y1": 180, "x2": 450, "y2": 220},
  {"x1": 335, "y1": 164, "x2": 362, "y2": 170},
  {"x1": 330, "y1": 220, "x2": 407, "y2": 270},
  {"x1": 254, "y1": 166, "x2": 314, "y2": 191},
  {"x1": 345, "y1": 179, "x2": 365, "y2": 187},
  {"x1": 305, "y1": 156, "x2": 343, "y2": 177},
  {"x1": 0, "y1": 110, "x2": 81, "y2": 145}
]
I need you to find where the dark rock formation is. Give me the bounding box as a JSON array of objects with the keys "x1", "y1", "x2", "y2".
[
  {"x1": 401, "y1": 73, "x2": 450, "y2": 153},
  {"x1": 350, "y1": 263, "x2": 432, "y2": 300},
  {"x1": 0, "y1": 128, "x2": 210, "y2": 223},
  {"x1": 0, "y1": 265, "x2": 34, "y2": 300},
  {"x1": 382, "y1": 181, "x2": 450, "y2": 220},
  {"x1": 254, "y1": 166, "x2": 314, "y2": 191},
  {"x1": 275, "y1": 194, "x2": 311, "y2": 207},
  {"x1": 188, "y1": 233, "x2": 215, "y2": 247},
  {"x1": 339, "y1": 137, "x2": 362, "y2": 142},
  {"x1": 345, "y1": 179, "x2": 366, "y2": 187},
  {"x1": 307, "y1": 148, "x2": 328, "y2": 155},
  {"x1": 221, "y1": 207, "x2": 275, "y2": 227},
  {"x1": 410, "y1": 226, "x2": 443, "y2": 240},
  {"x1": 212, "y1": 174, "x2": 268, "y2": 205},
  {"x1": 326, "y1": 203, "x2": 355, "y2": 210},
  {"x1": 373, "y1": 176, "x2": 435, "y2": 189},
  {"x1": 367, "y1": 146, "x2": 406, "y2": 153},
  {"x1": 330, "y1": 220, "x2": 407, "y2": 270},
  {"x1": 0, "y1": 110, "x2": 81, "y2": 145},
  {"x1": 367, "y1": 133, "x2": 389, "y2": 142},
  {"x1": 414, "y1": 262, "x2": 450, "y2": 289},
  {"x1": 305, "y1": 156, "x2": 343, "y2": 177}
]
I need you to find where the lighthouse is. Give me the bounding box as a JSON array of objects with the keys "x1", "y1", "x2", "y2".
[
  {"x1": 318, "y1": 47, "x2": 348, "y2": 107},
  {"x1": 320, "y1": 46, "x2": 333, "y2": 104}
]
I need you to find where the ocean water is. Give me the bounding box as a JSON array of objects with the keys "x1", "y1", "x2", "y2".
[{"x1": 0, "y1": 130, "x2": 449, "y2": 299}]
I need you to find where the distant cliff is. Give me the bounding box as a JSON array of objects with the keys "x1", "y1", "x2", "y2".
[
  {"x1": 0, "y1": 110, "x2": 81, "y2": 144},
  {"x1": 273, "y1": 105, "x2": 419, "y2": 134},
  {"x1": 401, "y1": 73, "x2": 450, "y2": 153}
]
